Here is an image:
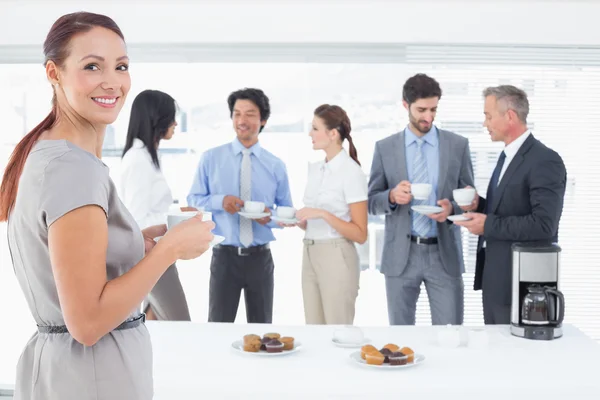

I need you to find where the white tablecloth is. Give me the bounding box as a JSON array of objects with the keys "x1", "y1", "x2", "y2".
[{"x1": 2, "y1": 323, "x2": 600, "y2": 399}]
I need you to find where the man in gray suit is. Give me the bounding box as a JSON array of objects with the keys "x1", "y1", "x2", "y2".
[
  {"x1": 368, "y1": 74, "x2": 475, "y2": 325},
  {"x1": 455, "y1": 85, "x2": 567, "y2": 324}
]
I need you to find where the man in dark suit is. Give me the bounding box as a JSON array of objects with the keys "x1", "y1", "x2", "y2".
[{"x1": 455, "y1": 85, "x2": 567, "y2": 324}]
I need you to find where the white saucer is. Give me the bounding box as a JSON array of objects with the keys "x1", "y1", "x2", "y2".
[
  {"x1": 349, "y1": 351, "x2": 426, "y2": 370},
  {"x1": 231, "y1": 340, "x2": 302, "y2": 356},
  {"x1": 154, "y1": 234, "x2": 225, "y2": 247},
  {"x1": 332, "y1": 338, "x2": 371, "y2": 348},
  {"x1": 211, "y1": 235, "x2": 225, "y2": 246},
  {"x1": 411, "y1": 205, "x2": 444, "y2": 215},
  {"x1": 239, "y1": 211, "x2": 271, "y2": 219},
  {"x1": 271, "y1": 216, "x2": 299, "y2": 224},
  {"x1": 447, "y1": 214, "x2": 472, "y2": 222}
]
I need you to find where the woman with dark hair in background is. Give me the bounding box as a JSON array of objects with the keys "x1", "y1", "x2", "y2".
[
  {"x1": 293, "y1": 104, "x2": 368, "y2": 325},
  {"x1": 120, "y1": 89, "x2": 192, "y2": 321},
  {"x1": 0, "y1": 13, "x2": 214, "y2": 399}
]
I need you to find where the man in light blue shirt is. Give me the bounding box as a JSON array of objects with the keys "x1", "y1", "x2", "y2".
[
  {"x1": 187, "y1": 88, "x2": 293, "y2": 323},
  {"x1": 368, "y1": 74, "x2": 475, "y2": 326}
]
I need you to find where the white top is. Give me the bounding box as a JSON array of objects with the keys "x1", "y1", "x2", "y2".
[
  {"x1": 302, "y1": 149, "x2": 368, "y2": 240},
  {"x1": 498, "y1": 129, "x2": 531, "y2": 184},
  {"x1": 119, "y1": 138, "x2": 173, "y2": 230}
]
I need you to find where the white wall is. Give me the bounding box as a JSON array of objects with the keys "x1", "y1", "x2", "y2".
[{"x1": 1, "y1": 0, "x2": 600, "y2": 46}]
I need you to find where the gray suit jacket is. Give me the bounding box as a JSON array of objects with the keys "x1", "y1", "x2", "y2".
[
  {"x1": 474, "y1": 134, "x2": 567, "y2": 306},
  {"x1": 368, "y1": 128, "x2": 475, "y2": 277}
]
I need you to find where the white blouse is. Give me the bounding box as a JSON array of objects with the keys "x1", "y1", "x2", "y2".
[
  {"x1": 119, "y1": 138, "x2": 173, "y2": 230},
  {"x1": 302, "y1": 149, "x2": 368, "y2": 240}
]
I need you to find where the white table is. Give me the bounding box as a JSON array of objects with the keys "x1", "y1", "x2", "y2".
[{"x1": 2, "y1": 323, "x2": 600, "y2": 399}]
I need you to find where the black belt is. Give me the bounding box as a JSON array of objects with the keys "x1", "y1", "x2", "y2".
[
  {"x1": 37, "y1": 313, "x2": 146, "y2": 334},
  {"x1": 213, "y1": 243, "x2": 270, "y2": 256},
  {"x1": 410, "y1": 235, "x2": 438, "y2": 245}
]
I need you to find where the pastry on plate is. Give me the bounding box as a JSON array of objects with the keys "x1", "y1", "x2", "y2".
[
  {"x1": 399, "y1": 346, "x2": 414, "y2": 363},
  {"x1": 389, "y1": 351, "x2": 408, "y2": 366},
  {"x1": 265, "y1": 339, "x2": 284, "y2": 353},
  {"x1": 280, "y1": 336, "x2": 295, "y2": 350},
  {"x1": 360, "y1": 344, "x2": 378, "y2": 360},
  {"x1": 383, "y1": 343, "x2": 399, "y2": 352},
  {"x1": 243, "y1": 334, "x2": 261, "y2": 345},
  {"x1": 379, "y1": 347, "x2": 393, "y2": 363},
  {"x1": 365, "y1": 350, "x2": 385, "y2": 366},
  {"x1": 243, "y1": 338, "x2": 261, "y2": 352},
  {"x1": 263, "y1": 332, "x2": 281, "y2": 340}
]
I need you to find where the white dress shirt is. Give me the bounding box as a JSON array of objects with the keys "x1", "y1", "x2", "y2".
[
  {"x1": 303, "y1": 149, "x2": 368, "y2": 240},
  {"x1": 119, "y1": 138, "x2": 173, "y2": 230},
  {"x1": 498, "y1": 129, "x2": 531, "y2": 185},
  {"x1": 482, "y1": 129, "x2": 531, "y2": 248}
]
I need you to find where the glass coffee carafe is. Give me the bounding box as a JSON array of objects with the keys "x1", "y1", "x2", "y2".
[{"x1": 521, "y1": 285, "x2": 565, "y2": 326}]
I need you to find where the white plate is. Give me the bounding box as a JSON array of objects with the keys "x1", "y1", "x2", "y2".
[
  {"x1": 349, "y1": 351, "x2": 425, "y2": 369},
  {"x1": 154, "y1": 234, "x2": 225, "y2": 247},
  {"x1": 231, "y1": 340, "x2": 302, "y2": 356},
  {"x1": 239, "y1": 211, "x2": 271, "y2": 219},
  {"x1": 271, "y1": 216, "x2": 299, "y2": 225},
  {"x1": 332, "y1": 338, "x2": 371, "y2": 348},
  {"x1": 411, "y1": 205, "x2": 444, "y2": 215},
  {"x1": 447, "y1": 214, "x2": 472, "y2": 222}
]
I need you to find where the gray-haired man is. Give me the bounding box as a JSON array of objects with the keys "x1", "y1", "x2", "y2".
[{"x1": 455, "y1": 85, "x2": 567, "y2": 324}]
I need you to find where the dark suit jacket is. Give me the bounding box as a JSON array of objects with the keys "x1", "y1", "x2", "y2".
[{"x1": 474, "y1": 134, "x2": 567, "y2": 306}]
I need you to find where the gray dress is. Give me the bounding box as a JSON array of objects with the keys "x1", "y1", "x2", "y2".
[{"x1": 7, "y1": 140, "x2": 153, "y2": 399}]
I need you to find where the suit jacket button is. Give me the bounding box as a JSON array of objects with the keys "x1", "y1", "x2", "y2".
[{"x1": 406, "y1": 234, "x2": 410, "y2": 238}]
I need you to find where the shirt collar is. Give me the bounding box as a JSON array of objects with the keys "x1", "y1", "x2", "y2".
[
  {"x1": 504, "y1": 129, "x2": 531, "y2": 159},
  {"x1": 405, "y1": 125, "x2": 438, "y2": 148},
  {"x1": 232, "y1": 138, "x2": 262, "y2": 159},
  {"x1": 321, "y1": 149, "x2": 349, "y2": 172},
  {"x1": 132, "y1": 138, "x2": 145, "y2": 149}
]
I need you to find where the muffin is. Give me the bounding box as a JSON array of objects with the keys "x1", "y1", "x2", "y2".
[
  {"x1": 399, "y1": 347, "x2": 415, "y2": 363},
  {"x1": 265, "y1": 339, "x2": 284, "y2": 353},
  {"x1": 263, "y1": 333, "x2": 281, "y2": 340},
  {"x1": 383, "y1": 343, "x2": 400, "y2": 352},
  {"x1": 244, "y1": 334, "x2": 261, "y2": 345},
  {"x1": 360, "y1": 344, "x2": 378, "y2": 360},
  {"x1": 260, "y1": 337, "x2": 271, "y2": 351},
  {"x1": 379, "y1": 347, "x2": 393, "y2": 363},
  {"x1": 365, "y1": 350, "x2": 385, "y2": 366},
  {"x1": 243, "y1": 338, "x2": 261, "y2": 352},
  {"x1": 389, "y1": 351, "x2": 408, "y2": 366},
  {"x1": 280, "y1": 337, "x2": 295, "y2": 351}
]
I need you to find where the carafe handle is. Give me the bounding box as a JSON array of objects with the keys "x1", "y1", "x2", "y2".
[{"x1": 545, "y1": 288, "x2": 565, "y2": 325}]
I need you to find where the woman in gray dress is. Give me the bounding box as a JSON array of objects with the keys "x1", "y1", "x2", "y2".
[
  {"x1": 0, "y1": 12, "x2": 215, "y2": 400},
  {"x1": 120, "y1": 90, "x2": 192, "y2": 321}
]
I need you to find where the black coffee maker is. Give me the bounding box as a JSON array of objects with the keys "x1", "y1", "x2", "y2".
[{"x1": 510, "y1": 243, "x2": 565, "y2": 340}]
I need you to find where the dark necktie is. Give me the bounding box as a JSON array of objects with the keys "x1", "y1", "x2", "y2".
[{"x1": 484, "y1": 151, "x2": 506, "y2": 214}]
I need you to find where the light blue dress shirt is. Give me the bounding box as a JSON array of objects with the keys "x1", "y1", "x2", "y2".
[
  {"x1": 405, "y1": 125, "x2": 439, "y2": 238},
  {"x1": 186, "y1": 138, "x2": 293, "y2": 247}
]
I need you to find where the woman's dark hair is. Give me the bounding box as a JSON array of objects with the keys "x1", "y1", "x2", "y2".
[
  {"x1": 122, "y1": 90, "x2": 177, "y2": 169},
  {"x1": 0, "y1": 12, "x2": 125, "y2": 222},
  {"x1": 227, "y1": 88, "x2": 270, "y2": 133},
  {"x1": 314, "y1": 104, "x2": 360, "y2": 166},
  {"x1": 402, "y1": 73, "x2": 443, "y2": 105}
]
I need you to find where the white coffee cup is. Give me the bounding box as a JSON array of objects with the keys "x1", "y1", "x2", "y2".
[
  {"x1": 453, "y1": 188, "x2": 477, "y2": 206},
  {"x1": 411, "y1": 183, "x2": 432, "y2": 200},
  {"x1": 243, "y1": 201, "x2": 265, "y2": 214},
  {"x1": 277, "y1": 206, "x2": 296, "y2": 219},
  {"x1": 333, "y1": 325, "x2": 365, "y2": 345},
  {"x1": 167, "y1": 210, "x2": 212, "y2": 230}
]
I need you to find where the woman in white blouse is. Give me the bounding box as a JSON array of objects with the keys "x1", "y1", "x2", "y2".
[
  {"x1": 120, "y1": 89, "x2": 191, "y2": 321},
  {"x1": 294, "y1": 104, "x2": 368, "y2": 325}
]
